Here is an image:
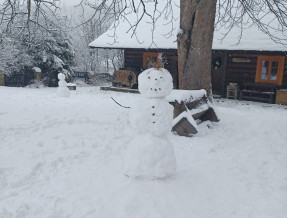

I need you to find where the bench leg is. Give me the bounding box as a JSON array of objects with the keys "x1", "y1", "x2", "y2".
[
  {"x1": 234, "y1": 90, "x2": 238, "y2": 100},
  {"x1": 239, "y1": 91, "x2": 243, "y2": 100},
  {"x1": 269, "y1": 95, "x2": 273, "y2": 104}
]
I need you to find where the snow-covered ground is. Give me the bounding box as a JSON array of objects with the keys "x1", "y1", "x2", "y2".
[{"x1": 0, "y1": 86, "x2": 286, "y2": 218}]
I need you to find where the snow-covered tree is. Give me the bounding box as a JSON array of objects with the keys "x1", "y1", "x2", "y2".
[
  {"x1": 0, "y1": 35, "x2": 31, "y2": 76},
  {"x1": 0, "y1": 0, "x2": 74, "y2": 86},
  {"x1": 70, "y1": 8, "x2": 123, "y2": 76}
]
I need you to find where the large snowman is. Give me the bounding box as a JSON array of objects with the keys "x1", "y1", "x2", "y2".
[{"x1": 125, "y1": 68, "x2": 177, "y2": 179}]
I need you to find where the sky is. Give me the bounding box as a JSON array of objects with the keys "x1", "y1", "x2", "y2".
[{"x1": 61, "y1": 0, "x2": 98, "y2": 22}]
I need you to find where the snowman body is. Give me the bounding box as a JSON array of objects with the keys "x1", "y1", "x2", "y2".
[
  {"x1": 125, "y1": 68, "x2": 177, "y2": 179},
  {"x1": 129, "y1": 98, "x2": 173, "y2": 137},
  {"x1": 57, "y1": 73, "x2": 70, "y2": 97}
]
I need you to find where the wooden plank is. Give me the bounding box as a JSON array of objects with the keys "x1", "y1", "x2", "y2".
[
  {"x1": 0, "y1": 71, "x2": 5, "y2": 86},
  {"x1": 100, "y1": 86, "x2": 140, "y2": 94},
  {"x1": 172, "y1": 117, "x2": 198, "y2": 136},
  {"x1": 192, "y1": 109, "x2": 209, "y2": 120},
  {"x1": 240, "y1": 95, "x2": 273, "y2": 103},
  {"x1": 241, "y1": 90, "x2": 274, "y2": 95},
  {"x1": 170, "y1": 101, "x2": 186, "y2": 118},
  {"x1": 201, "y1": 108, "x2": 220, "y2": 122},
  {"x1": 185, "y1": 98, "x2": 207, "y2": 110}
]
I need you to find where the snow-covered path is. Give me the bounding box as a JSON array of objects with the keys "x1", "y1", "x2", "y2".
[{"x1": 0, "y1": 87, "x2": 286, "y2": 218}]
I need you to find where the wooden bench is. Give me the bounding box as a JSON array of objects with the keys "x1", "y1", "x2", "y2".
[
  {"x1": 167, "y1": 90, "x2": 220, "y2": 137},
  {"x1": 239, "y1": 83, "x2": 276, "y2": 104}
]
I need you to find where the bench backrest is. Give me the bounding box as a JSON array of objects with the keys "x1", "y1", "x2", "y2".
[{"x1": 242, "y1": 83, "x2": 276, "y2": 92}]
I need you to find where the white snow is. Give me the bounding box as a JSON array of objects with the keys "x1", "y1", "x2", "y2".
[
  {"x1": 89, "y1": 0, "x2": 287, "y2": 51},
  {"x1": 167, "y1": 89, "x2": 207, "y2": 103},
  {"x1": 32, "y1": 67, "x2": 41, "y2": 72},
  {"x1": 67, "y1": 83, "x2": 76, "y2": 86},
  {"x1": 53, "y1": 55, "x2": 65, "y2": 69},
  {"x1": 190, "y1": 103, "x2": 209, "y2": 116},
  {"x1": 89, "y1": 0, "x2": 179, "y2": 49},
  {"x1": 172, "y1": 110, "x2": 198, "y2": 131},
  {"x1": 0, "y1": 86, "x2": 287, "y2": 218}
]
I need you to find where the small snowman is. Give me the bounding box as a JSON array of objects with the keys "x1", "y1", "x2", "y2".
[
  {"x1": 57, "y1": 73, "x2": 70, "y2": 97},
  {"x1": 125, "y1": 68, "x2": 177, "y2": 179}
]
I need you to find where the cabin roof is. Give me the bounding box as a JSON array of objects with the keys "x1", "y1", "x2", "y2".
[{"x1": 89, "y1": 1, "x2": 287, "y2": 51}]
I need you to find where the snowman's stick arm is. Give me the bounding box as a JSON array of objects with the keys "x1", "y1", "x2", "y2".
[{"x1": 111, "y1": 97, "x2": 131, "y2": 109}]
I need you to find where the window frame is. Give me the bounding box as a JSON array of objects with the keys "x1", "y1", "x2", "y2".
[
  {"x1": 143, "y1": 52, "x2": 160, "y2": 69},
  {"x1": 255, "y1": 55, "x2": 285, "y2": 86}
]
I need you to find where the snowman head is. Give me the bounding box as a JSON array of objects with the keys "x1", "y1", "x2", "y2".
[
  {"x1": 138, "y1": 68, "x2": 173, "y2": 98},
  {"x1": 58, "y1": 73, "x2": 65, "y2": 80}
]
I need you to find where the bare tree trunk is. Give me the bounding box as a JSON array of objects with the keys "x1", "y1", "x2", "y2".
[{"x1": 178, "y1": 0, "x2": 216, "y2": 94}]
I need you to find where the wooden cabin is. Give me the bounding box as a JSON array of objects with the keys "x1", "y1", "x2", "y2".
[{"x1": 89, "y1": 2, "x2": 287, "y2": 104}]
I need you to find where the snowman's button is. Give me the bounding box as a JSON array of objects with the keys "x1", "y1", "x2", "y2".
[
  {"x1": 152, "y1": 113, "x2": 155, "y2": 116},
  {"x1": 152, "y1": 106, "x2": 155, "y2": 108},
  {"x1": 153, "y1": 121, "x2": 155, "y2": 124}
]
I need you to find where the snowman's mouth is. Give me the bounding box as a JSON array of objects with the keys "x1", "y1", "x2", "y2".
[{"x1": 150, "y1": 88, "x2": 161, "y2": 92}]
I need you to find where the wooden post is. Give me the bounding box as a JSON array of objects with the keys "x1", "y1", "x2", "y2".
[
  {"x1": 32, "y1": 67, "x2": 42, "y2": 81},
  {"x1": 0, "y1": 71, "x2": 5, "y2": 86}
]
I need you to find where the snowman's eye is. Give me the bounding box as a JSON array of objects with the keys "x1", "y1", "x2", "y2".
[{"x1": 148, "y1": 77, "x2": 150, "y2": 79}]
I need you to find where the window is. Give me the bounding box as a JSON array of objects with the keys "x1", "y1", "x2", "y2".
[
  {"x1": 143, "y1": 52, "x2": 159, "y2": 69},
  {"x1": 212, "y1": 57, "x2": 222, "y2": 70},
  {"x1": 255, "y1": 56, "x2": 285, "y2": 86}
]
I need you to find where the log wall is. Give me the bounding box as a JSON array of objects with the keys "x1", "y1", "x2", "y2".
[
  {"x1": 124, "y1": 49, "x2": 179, "y2": 88},
  {"x1": 123, "y1": 49, "x2": 287, "y2": 95},
  {"x1": 225, "y1": 51, "x2": 287, "y2": 89}
]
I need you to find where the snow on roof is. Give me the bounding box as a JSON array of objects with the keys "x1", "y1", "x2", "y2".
[
  {"x1": 213, "y1": 24, "x2": 287, "y2": 51},
  {"x1": 89, "y1": 1, "x2": 287, "y2": 51},
  {"x1": 89, "y1": 0, "x2": 179, "y2": 50},
  {"x1": 32, "y1": 67, "x2": 41, "y2": 72}
]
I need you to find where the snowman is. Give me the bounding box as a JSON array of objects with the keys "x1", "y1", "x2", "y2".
[
  {"x1": 125, "y1": 68, "x2": 177, "y2": 179},
  {"x1": 57, "y1": 73, "x2": 70, "y2": 97}
]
